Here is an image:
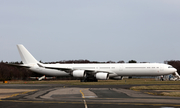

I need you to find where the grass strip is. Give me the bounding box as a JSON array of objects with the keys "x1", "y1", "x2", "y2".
[
  {"x1": 160, "y1": 92, "x2": 180, "y2": 97},
  {"x1": 130, "y1": 85, "x2": 180, "y2": 90},
  {"x1": 130, "y1": 85, "x2": 180, "y2": 97},
  {"x1": 1, "y1": 79, "x2": 180, "y2": 85}
]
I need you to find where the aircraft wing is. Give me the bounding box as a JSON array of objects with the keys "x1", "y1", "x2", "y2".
[
  {"x1": 37, "y1": 63, "x2": 113, "y2": 74},
  {"x1": 37, "y1": 63, "x2": 72, "y2": 71},
  {"x1": 45, "y1": 66, "x2": 72, "y2": 71}
]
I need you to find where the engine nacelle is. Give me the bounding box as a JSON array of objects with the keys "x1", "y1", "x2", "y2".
[
  {"x1": 95, "y1": 73, "x2": 109, "y2": 80},
  {"x1": 72, "y1": 70, "x2": 86, "y2": 78}
]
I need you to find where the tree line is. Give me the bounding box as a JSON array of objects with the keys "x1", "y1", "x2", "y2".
[{"x1": 0, "y1": 60, "x2": 180, "y2": 80}]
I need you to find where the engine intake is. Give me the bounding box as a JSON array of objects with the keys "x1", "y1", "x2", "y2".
[{"x1": 73, "y1": 70, "x2": 86, "y2": 78}]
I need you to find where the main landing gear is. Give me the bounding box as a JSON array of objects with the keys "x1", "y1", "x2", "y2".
[{"x1": 80, "y1": 77, "x2": 98, "y2": 82}]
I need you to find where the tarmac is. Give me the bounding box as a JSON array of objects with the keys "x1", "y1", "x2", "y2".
[{"x1": 0, "y1": 84, "x2": 180, "y2": 108}]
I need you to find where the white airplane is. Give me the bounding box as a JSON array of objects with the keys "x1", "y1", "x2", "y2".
[{"x1": 16, "y1": 44, "x2": 179, "y2": 82}]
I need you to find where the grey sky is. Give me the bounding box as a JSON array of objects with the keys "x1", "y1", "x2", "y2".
[{"x1": 1, "y1": 0, "x2": 180, "y2": 63}]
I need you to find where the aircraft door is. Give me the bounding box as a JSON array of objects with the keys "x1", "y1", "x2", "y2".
[
  {"x1": 160, "y1": 66, "x2": 164, "y2": 72},
  {"x1": 119, "y1": 65, "x2": 123, "y2": 71}
]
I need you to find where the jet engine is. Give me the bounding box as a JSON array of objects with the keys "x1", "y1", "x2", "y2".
[
  {"x1": 95, "y1": 73, "x2": 109, "y2": 80},
  {"x1": 72, "y1": 70, "x2": 86, "y2": 78}
]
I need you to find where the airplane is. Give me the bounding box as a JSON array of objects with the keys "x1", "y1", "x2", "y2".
[{"x1": 16, "y1": 44, "x2": 180, "y2": 82}]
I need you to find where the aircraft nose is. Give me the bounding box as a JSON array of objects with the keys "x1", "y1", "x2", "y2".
[{"x1": 174, "y1": 68, "x2": 177, "y2": 72}]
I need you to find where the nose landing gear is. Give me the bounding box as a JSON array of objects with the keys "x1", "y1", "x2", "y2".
[{"x1": 172, "y1": 72, "x2": 180, "y2": 81}]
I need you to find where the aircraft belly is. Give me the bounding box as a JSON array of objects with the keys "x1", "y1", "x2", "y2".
[{"x1": 116, "y1": 69, "x2": 159, "y2": 76}]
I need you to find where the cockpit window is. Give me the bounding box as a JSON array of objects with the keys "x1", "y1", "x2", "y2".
[{"x1": 168, "y1": 66, "x2": 173, "y2": 68}]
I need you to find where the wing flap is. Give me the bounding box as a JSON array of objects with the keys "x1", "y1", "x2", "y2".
[
  {"x1": 45, "y1": 66, "x2": 72, "y2": 71},
  {"x1": 37, "y1": 63, "x2": 72, "y2": 71}
]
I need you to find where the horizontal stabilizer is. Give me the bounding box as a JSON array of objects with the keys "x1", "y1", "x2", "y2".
[{"x1": 6, "y1": 63, "x2": 30, "y2": 68}]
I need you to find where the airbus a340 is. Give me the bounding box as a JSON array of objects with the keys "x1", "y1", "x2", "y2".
[{"x1": 16, "y1": 44, "x2": 179, "y2": 82}]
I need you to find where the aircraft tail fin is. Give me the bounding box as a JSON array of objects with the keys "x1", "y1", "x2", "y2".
[{"x1": 17, "y1": 44, "x2": 39, "y2": 64}]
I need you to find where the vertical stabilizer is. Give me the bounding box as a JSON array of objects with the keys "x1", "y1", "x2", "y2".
[{"x1": 17, "y1": 44, "x2": 39, "y2": 64}]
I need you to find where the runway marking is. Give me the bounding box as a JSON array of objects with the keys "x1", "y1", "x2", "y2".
[
  {"x1": 80, "y1": 89, "x2": 85, "y2": 98},
  {"x1": 0, "y1": 99, "x2": 180, "y2": 107},
  {"x1": 83, "y1": 100, "x2": 87, "y2": 108},
  {"x1": 0, "y1": 90, "x2": 37, "y2": 99},
  {"x1": 80, "y1": 88, "x2": 88, "y2": 108}
]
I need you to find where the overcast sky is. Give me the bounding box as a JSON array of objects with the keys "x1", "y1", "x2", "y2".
[{"x1": 1, "y1": 0, "x2": 180, "y2": 63}]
